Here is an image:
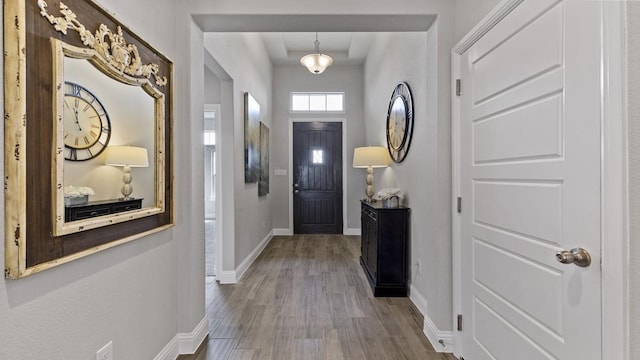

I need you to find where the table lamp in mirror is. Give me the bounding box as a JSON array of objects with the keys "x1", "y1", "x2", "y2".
[{"x1": 105, "y1": 145, "x2": 149, "y2": 200}]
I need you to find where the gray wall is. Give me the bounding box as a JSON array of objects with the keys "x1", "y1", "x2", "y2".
[
  {"x1": 363, "y1": 29, "x2": 453, "y2": 331},
  {"x1": 0, "y1": 0, "x2": 187, "y2": 358},
  {"x1": 271, "y1": 64, "x2": 365, "y2": 231},
  {"x1": 203, "y1": 33, "x2": 274, "y2": 268},
  {"x1": 454, "y1": 0, "x2": 501, "y2": 42},
  {"x1": 205, "y1": 67, "x2": 222, "y2": 105},
  {"x1": 628, "y1": 3, "x2": 640, "y2": 358}
]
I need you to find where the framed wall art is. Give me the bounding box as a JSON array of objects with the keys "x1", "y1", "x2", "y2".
[
  {"x1": 259, "y1": 122, "x2": 269, "y2": 197},
  {"x1": 244, "y1": 92, "x2": 260, "y2": 183}
]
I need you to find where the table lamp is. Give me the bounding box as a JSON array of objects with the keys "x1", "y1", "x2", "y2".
[
  {"x1": 353, "y1": 146, "x2": 391, "y2": 202},
  {"x1": 105, "y1": 145, "x2": 149, "y2": 200}
]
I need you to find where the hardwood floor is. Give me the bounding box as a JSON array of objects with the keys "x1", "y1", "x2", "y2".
[{"x1": 179, "y1": 234, "x2": 457, "y2": 360}]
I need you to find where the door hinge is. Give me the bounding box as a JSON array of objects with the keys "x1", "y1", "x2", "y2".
[
  {"x1": 457, "y1": 314, "x2": 463, "y2": 331},
  {"x1": 455, "y1": 79, "x2": 462, "y2": 96},
  {"x1": 457, "y1": 197, "x2": 462, "y2": 214}
]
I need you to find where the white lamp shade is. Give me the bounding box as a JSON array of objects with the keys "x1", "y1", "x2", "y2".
[
  {"x1": 300, "y1": 53, "x2": 334, "y2": 74},
  {"x1": 105, "y1": 145, "x2": 149, "y2": 167},
  {"x1": 353, "y1": 146, "x2": 391, "y2": 168}
]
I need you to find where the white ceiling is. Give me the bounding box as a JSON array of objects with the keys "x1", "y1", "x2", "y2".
[
  {"x1": 260, "y1": 32, "x2": 374, "y2": 65},
  {"x1": 194, "y1": 14, "x2": 437, "y2": 66}
]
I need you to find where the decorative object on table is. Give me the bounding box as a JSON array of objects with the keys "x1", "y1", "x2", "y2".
[
  {"x1": 105, "y1": 145, "x2": 149, "y2": 200},
  {"x1": 374, "y1": 188, "x2": 404, "y2": 208},
  {"x1": 259, "y1": 122, "x2": 270, "y2": 197},
  {"x1": 353, "y1": 146, "x2": 391, "y2": 203},
  {"x1": 62, "y1": 82, "x2": 112, "y2": 161},
  {"x1": 63, "y1": 186, "x2": 95, "y2": 206},
  {"x1": 386, "y1": 82, "x2": 414, "y2": 163},
  {"x1": 300, "y1": 32, "x2": 334, "y2": 74},
  {"x1": 244, "y1": 92, "x2": 261, "y2": 183}
]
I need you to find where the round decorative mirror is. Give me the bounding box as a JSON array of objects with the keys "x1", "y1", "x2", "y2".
[{"x1": 386, "y1": 82, "x2": 414, "y2": 163}]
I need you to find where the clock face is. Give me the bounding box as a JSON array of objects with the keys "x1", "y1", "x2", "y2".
[
  {"x1": 388, "y1": 96, "x2": 407, "y2": 150},
  {"x1": 386, "y1": 82, "x2": 414, "y2": 163},
  {"x1": 63, "y1": 82, "x2": 111, "y2": 161}
]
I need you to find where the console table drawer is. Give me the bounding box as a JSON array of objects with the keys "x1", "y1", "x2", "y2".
[
  {"x1": 72, "y1": 207, "x2": 112, "y2": 221},
  {"x1": 65, "y1": 198, "x2": 143, "y2": 222}
]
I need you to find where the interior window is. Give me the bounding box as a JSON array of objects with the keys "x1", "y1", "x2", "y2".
[{"x1": 290, "y1": 92, "x2": 345, "y2": 112}]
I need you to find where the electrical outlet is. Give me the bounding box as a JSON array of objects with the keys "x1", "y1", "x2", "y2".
[
  {"x1": 416, "y1": 259, "x2": 422, "y2": 275},
  {"x1": 96, "y1": 341, "x2": 113, "y2": 360}
]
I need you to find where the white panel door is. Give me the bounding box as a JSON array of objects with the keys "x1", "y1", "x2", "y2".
[{"x1": 459, "y1": 0, "x2": 602, "y2": 359}]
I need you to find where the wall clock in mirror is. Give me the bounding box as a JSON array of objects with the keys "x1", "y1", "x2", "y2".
[
  {"x1": 63, "y1": 82, "x2": 111, "y2": 161},
  {"x1": 386, "y1": 82, "x2": 414, "y2": 163}
]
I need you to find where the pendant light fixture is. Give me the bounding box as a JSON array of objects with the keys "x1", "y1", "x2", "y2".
[{"x1": 300, "y1": 32, "x2": 334, "y2": 74}]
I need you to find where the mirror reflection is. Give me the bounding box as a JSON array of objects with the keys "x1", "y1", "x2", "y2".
[
  {"x1": 388, "y1": 96, "x2": 407, "y2": 150},
  {"x1": 60, "y1": 55, "x2": 157, "y2": 224},
  {"x1": 51, "y1": 39, "x2": 165, "y2": 237}
]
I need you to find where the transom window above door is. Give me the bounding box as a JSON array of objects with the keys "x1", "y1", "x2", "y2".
[{"x1": 290, "y1": 92, "x2": 345, "y2": 112}]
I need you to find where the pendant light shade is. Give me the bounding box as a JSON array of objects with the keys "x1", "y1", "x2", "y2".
[{"x1": 300, "y1": 33, "x2": 333, "y2": 74}]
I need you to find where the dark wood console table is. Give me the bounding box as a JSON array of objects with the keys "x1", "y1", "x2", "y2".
[{"x1": 360, "y1": 200, "x2": 410, "y2": 297}]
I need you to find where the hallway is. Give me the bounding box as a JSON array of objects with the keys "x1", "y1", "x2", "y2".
[{"x1": 180, "y1": 235, "x2": 456, "y2": 360}]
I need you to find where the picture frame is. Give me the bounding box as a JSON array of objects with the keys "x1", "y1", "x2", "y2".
[
  {"x1": 259, "y1": 122, "x2": 270, "y2": 197},
  {"x1": 244, "y1": 92, "x2": 261, "y2": 183}
]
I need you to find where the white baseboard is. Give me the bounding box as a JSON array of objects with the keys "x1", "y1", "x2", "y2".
[
  {"x1": 410, "y1": 285, "x2": 454, "y2": 353},
  {"x1": 423, "y1": 313, "x2": 454, "y2": 353},
  {"x1": 234, "y1": 230, "x2": 273, "y2": 282},
  {"x1": 274, "y1": 228, "x2": 361, "y2": 236},
  {"x1": 410, "y1": 284, "x2": 429, "y2": 315},
  {"x1": 216, "y1": 271, "x2": 237, "y2": 284},
  {"x1": 154, "y1": 316, "x2": 208, "y2": 360},
  {"x1": 178, "y1": 316, "x2": 209, "y2": 354},
  {"x1": 216, "y1": 231, "x2": 274, "y2": 284},
  {"x1": 343, "y1": 228, "x2": 361, "y2": 236},
  {"x1": 273, "y1": 228, "x2": 293, "y2": 236},
  {"x1": 154, "y1": 336, "x2": 178, "y2": 360}
]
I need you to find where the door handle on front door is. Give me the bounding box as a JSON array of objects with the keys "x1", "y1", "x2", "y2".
[
  {"x1": 293, "y1": 183, "x2": 300, "y2": 194},
  {"x1": 555, "y1": 248, "x2": 591, "y2": 267}
]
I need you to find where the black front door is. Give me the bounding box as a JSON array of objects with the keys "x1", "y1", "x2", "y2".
[{"x1": 293, "y1": 122, "x2": 343, "y2": 234}]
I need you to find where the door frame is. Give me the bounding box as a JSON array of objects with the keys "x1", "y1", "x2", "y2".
[
  {"x1": 284, "y1": 118, "x2": 347, "y2": 235},
  {"x1": 450, "y1": 0, "x2": 628, "y2": 358},
  {"x1": 204, "y1": 103, "x2": 223, "y2": 278}
]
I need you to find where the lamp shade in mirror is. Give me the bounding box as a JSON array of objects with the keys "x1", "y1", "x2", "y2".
[
  {"x1": 105, "y1": 145, "x2": 149, "y2": 200},
  {"x1": 104, "y1": 145, "x2": 149, "y2": 167}
]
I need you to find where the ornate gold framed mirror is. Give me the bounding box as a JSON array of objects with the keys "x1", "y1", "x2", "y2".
[{"x1": 4, "y1": 0, "x2": 174, "y2": 278}]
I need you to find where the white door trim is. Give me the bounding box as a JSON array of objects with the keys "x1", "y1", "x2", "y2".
[
  {"x1": 287, "y1": 118, "x2": 347, "y2": 235},
  {"x1": 451, "y1": 0, "x2": 629, "y2": 358},
  {"x1": 451, "y1": 52, "x2": 463, "y2": 358},
  {"x1": 204, "y1": 104, "x2": 223, "y2": 279},
  {"x1": 601, "y1": 2, "x2": 629, "y2": 359}
]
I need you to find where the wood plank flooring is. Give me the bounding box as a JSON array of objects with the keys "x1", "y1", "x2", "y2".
[{"x1": 179, "y1": 234, "x2": 456, "y2": 360}]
